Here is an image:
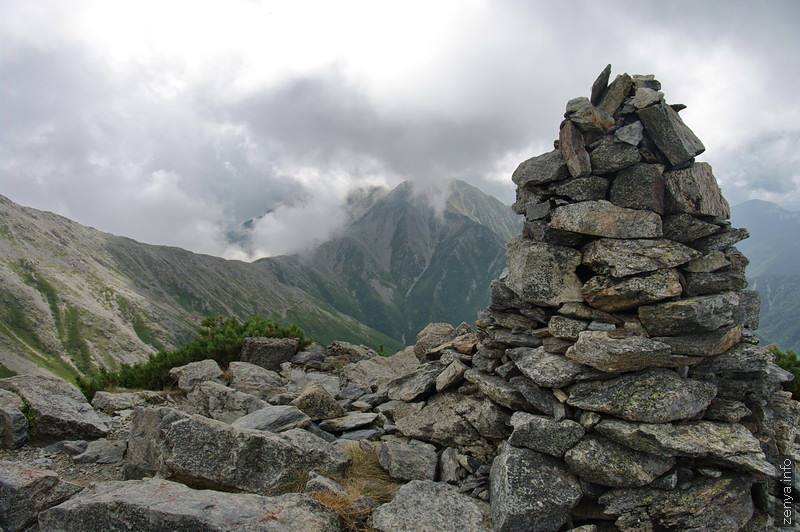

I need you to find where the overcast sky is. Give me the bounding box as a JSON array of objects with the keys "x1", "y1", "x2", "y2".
[{"x1": 2, "y1": 1, "x2": 798, "y2": 260}]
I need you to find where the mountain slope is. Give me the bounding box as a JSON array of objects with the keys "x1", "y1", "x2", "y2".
[{"x1": 0, "y1": 195, "x2": 400, "y2": 380}]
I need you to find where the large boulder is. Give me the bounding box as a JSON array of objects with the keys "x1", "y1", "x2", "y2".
[
  {"x1": 168, "y1": 359, "x2": 223, "y2": 391},
  {"x1": 565, "y1": 331, "x2": 700, "y2": 373},
  {"x1": 38, "y1": 478, "x2": 342, "y2": 532},
  {"x1": 369, "y1": 480, "x2": 491, "y2": 532},
  {"x1": 378, "y1": 440, "x2": 438, "y2": 481},
  {"x1": 0, "y1": 460, "x2": 81, "y2": 532},
  {"x1": 290, "y1": 380, "x2": 345, "y2": 421},
  {"x1": 240, "y1": 337, "x2": 299, "y2": 371},
  {"x1": 663, "y1": 162, "x2": 730, "y2": 218},
  {"x1": 549, "y1": 201, "x2": 662, "y2": 239},
  {"x1": 231, "y1": 405, "x2": 311, "y2": 433},
  {"x1": 185, "y1": 381, "x2": 267, "y2": 424},
  {"x1": 0, "y1": 375, "x2": 108, "y2": 441},
  {"x1": 581, "y1": 238, "x2": 698, "y2": 277},
  {"x1": 636, "y1": 101, "x2": 705, "y2": 166},
  {"x1": 227, "y1": 361, "x2": 286, "y2": 400}
]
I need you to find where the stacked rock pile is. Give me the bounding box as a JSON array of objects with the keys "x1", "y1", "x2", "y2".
[{"x1": 472, "y1": 65, "x2": 799, "y2": 530}]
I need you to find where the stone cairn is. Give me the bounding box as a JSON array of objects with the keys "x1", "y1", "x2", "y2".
[{"x1": 472, "y1": 65, "x2": 799, "y2": 530}]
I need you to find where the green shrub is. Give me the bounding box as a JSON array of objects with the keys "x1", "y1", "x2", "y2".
[
  {"x1": 772, "y1": 346, "x2": 800, "y2": 399},
  {"x1": 76, "y1": 315, "x2": 311, "y2": 399}
]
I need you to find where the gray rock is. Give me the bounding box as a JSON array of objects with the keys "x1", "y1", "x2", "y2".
[
  {"x1": 168, "y1": 359, "x2": 224, "y2": 391},
  {"x1": 286, "y1": 369, "x2": 340, "y2": 397},
  {"x1": 326, "y1": 340, "x2": 377, "y2": 363},
  {"x1": 240, "y1": 337, "x2": 299, "y2": 371},
  {"x1": 490, "y1": 444, "x2": 581, "y2": 532},
  {"x1": 305, "y1": 471, "x2": 347, "y2": 496},
  {"x1": 683, "y1": 250, "x2": 730, "y2": 272},
  {"x1": 318, "y1": 412, "x2": 378, "y2": 433},
  {"x1": 0, "y1": 460, "x2": 82, "y2": 532},
  {"x1": 231, "y1": 405, "x2": 311, "y2": 433},
  {"x1": 567, "y1": 368, "x2": 717, "y2": 423},
  {"x1": 73, "y1": 438, "x2": 127, "y2": 464},
  {"x1": 703, "y1": 398, "x2": 752, "y2": 422},
  {"x1": 508, "y1": 412, "x2": 584, "y2": 457},
  {"x1": 387, "y1": 361, "x2": 443, "y2": 402},
  {"x1": 590, "y1": 64, "x2": 612, "y2": 105},
  {"x1": 125, "y1": 407, "x2": 190, "y2": 479},
  {"x1": 525, "y1": 200, "x2": 552, "y2": 221},
  {"x1": 548, "y1": 315, "x2": 588, "y2": 340},
  {"x1": 38, "y1": 479, "x2": 341, "y2": 532},
  {"x1": 553, "y1": 176, "x2": 608, "y2": 201},
  {"x1": 378, "y1": 439, "x2": 438, "y2": 481},
  {"x1": 638, "y1": 292, "x2": 739, "y2": 336},
  {"x1": 582, "y1": 269, "x2": 683, "y2": 312},
  {"x1": 436, "y1": 360, "x2": 467, "y2": 392},
  {"x1": 369, "y1": 479, "x2": 491, "y2": 532},
  {"x1": 734, "y1": 290, "x2": 761, "y2": 329},
  {"x1": 652, "y1": 325, "x2": 743, "y2": 356},
  {"x1": 566, "y1": 97, "x2": 616, "y2": 133},
  {"x1": 185, "y1": 381, "x2": 267, "y2": 424},
  {"x1": 415, "y1": 323, "x2": 458, "y2": 360},
  {"x1": 565, "y1": 331, "x2": 699, "y2": 373},
  {"x1": 637, "y1": 102, "x2": 705, "y2": 166},
  {"x1": 227, "y1": 361, "x2": 285, "y2": 400},
  {"x1": 542, "y1": 336, "x2": 575, "y2": 354},
  {"x1": 290, "y1": 380, "x2": 345, "y2": 421},
  {"x1": 664, "y1": 162, "x2": 730, "y2": 218},
  {"x1": 662, "y1": 213, "x2": 720, "y2": 243},
  {"x1": 684, "y1": 270, "x2": 747, "y2": 296},
  {"x1": 508, "y1": 376, "x2": 562, "y2": 417},
  {"x1": 512, "y1": 149, "x2": 570, "y2": 187},
  {"x1": 523, "y1": 219, "x2": 584, "y2": 247},
  {"x1": 690, "y1": 227, "x2": 749, "y2": 253},
  {"x1": 597, "y1": 73, "x2": 633, "y2": 116},
  {"x1": 608, "y1": 163, "x2": 665, "y2": 213},
  {"x1": 290, "y1": 343, "x2": 326, "y2": 365},
  {"x1": 582, "y1": 237, "x2": 698, "y2": 277},
  {"x1": 549, "y1": 200, "x2": 662, "y2": 238},
  {"x1": 0, "y1": 388, "x2": 27, "y2": 449},
  {"x1": 631, "y1": 87, "x2": 664, "y2": 109},
  {"x1": 0, "y1": 375, "x2": 108, "y2": 441},
  {"x1": 557, "y1": 302, "x2": 619, "y2": 324},
  {"x1": 564, "y1": 436, "x2": 674, "y2": 488},
  {"x1": 504, "y1": 237, "x2": 583, "y2": 307},
  {"x1": 47, "y1": 439, "x2": 88, "y2": 455},
  {"x1": 91, "y1": 390, "x2": 163, "y2": 413},
  {"x1": 614, "y1": 121, "x2": 644, "y2": 145},
  {"x1": 595, "y1": 418, "x2": 774, "y2": 476},
  {"x1": 632, "y1": 74, "x2": 661, "y2": 90},
  {"x1": 559, "y1": 120, "x2": 592, "y2": 178},
  {"x1": 463, "y1": 369, "x2": 532, "y2": 411},
  {"x1": 341, "y1": 358, "x2": 406, "y2": 392},
  {"x1": 508, "y1": 346, "x2": 584, "y2": 388},
  {"x1": 599, "y1": 475, "x2": 754, "y2": 532},
  {"x1": 589, "y1": 136, "x2": 641, "y2": 174}
]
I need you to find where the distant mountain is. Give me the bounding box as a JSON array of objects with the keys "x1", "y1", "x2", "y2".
[
  {"x1": 731, "y1": 199, "x2": 800, "y2": 353},
  {"x1": 257, "y1": 180, "x2": 521, "y2": 344}
]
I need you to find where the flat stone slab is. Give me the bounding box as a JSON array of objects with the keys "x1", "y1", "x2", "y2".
[
  {"x1": 168, "y1": 359, "x2": 223, "y2": 391},
  {"x1": 378, "y1": 440, "x2": 438, "y2": 481},
  {"x1": 73, "y1": 438, "x2": 127, "y2": 464},
  {"x1": 638, "y1": 292, "x2": 738, "y2": 336},
  {"x1": 565, "y1": 331, "x2": 700, "y2": 373},
  {"x1": 663, "y1": 162, "x2": 730, "y2": 218},
  {"x1": 567, "y1": 368, "x2": 717, "y2": 423},
  {"x1": 231, "y1": 405, "x2": 311, "y2": 433},
  {"x1": 369, "y1": 480, "x2": 491, "y2": 532},
  {"x1": 549, "y1": 201, "x2": 662, "y2": 238},
  {"x1": 504, "y1": 238, "x2": 583, "y2": 307},
  {"x1": 463, "y1": 369, "x2": 532, "y2": 411},
  {"x1": 652, "y1": 325, "x2": 743, "y2": 357},
  {"x1": 564, "y1": 435, "x2": 674, "y2": 488},
  {"x1": 508, "y1": 412, "x2": 584, "y2": 457},
  {"x1": 38, "y1": 479, "x2": 341, "y2": 532},
  {"x1": 91, "y1": 391, "x2": 163, "y2": 413},
  {"x1": 582, "y1": 238, "x2": 698, "y2": 277},
  {"x1": 318, "y1": 412, "x2": 378, "y2": 433},
  {"x1": 512, "y1": 149, "x2": 569, "y2": 187},
  {"x1": 386, "y1": 362, "x2": 443, "y2": 402},
  {"x1": 582, "y1": 268, "x2": 682, "y2": 312},
  {"x1": 508, "y1": 346, "x2": 584, "y2": 388}
]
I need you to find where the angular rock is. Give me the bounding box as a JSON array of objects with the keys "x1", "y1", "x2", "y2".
[
  {"x1": 73, "y1": 438, "x2": 127, "y2": 464},
  {"x1": 508, "y1": 346, "x2": 584, "y2": 388},
  {"x1": 414, "y1": 322, "x2": 458, "y2": 360},
  {"x1": 662, "y1": 213, "x2": 720, "y2": 243},
  {"x1": 508, "y1": 412, "x2": 584, "y2": 457},
  {"x1": 0, "y1": 375, "x2": 108, "y2": 441},
  {"x1": 609, "y1": 163, "x2": 665, "y2": 213},
  {"x1": 548, "y1": 315, "x2": 588, "y2": 340},
  {"x1": 508, "y1": 376, "x2": 562, "y2": 417},
  {"x1": 227, "y1": 361, "x2": 285, "y2": 400},
  {"x1": 582, "y1": 269, "x2": 683, "y2": 312},
  {"x1": 38, "y1": 479, "x2": 341, "y2": 532},
  {"x1": 599, "y1": 475, "x2": 754, "y2": 532},
  {"x1": 490, "y1": 444, "x2": 581, "y2": 532},
  {"x1": 615, "y1": 121, "x2": 644, "y2": 145},
  {"x1": 378, "y1": 439, "x2": 438, "y2": 481},
  {"x1": 589, "y1": 136, "x2": 641, "y2": 174},
  {"x1": 435, "y1": 360, "x2": 467, "y2": 392},
  {"x1": 564, "y1": 436, "x2": 674, "y2": 488},
  {"x1": 231, "y1": 405, "x2": 311, "y2": 433},
  {"x1": 557, "y1": 302, "x2": 619, "y2": 323},
  {"x1": 597, "y1": 73, "x2": 633, "y2": 116},
  {"x1": 386, "y1": 361, "x2": 442, "y2": 402},
  {"x1": 664, "y1": 162, "x2": 730, "y2": 218},
  {"x1": 691, "y1": 227, "x2": 749, "y2": 254},
  {"x1": 318, "y1": 412, "x2": 378, "y2": 433},
  {"x1": 522, "y1": 220, "x2": 583, "y2": 246},
  {"x1": 565, "y1": 331, "x2": 699, "y2": 373},
  {"x1": 463, "y1": 369, "x2": 532, "y2": 411},
  {"x1": 286, "y1": 369, "x2": 340, "y2": 396},
  {"x1": 734, "y1": 290, "x2": 761, "y2": 329},
  {"x1": 168, "y1": 359, "x2": 223, "y2": 391},
  {"x1": 559, "y1": 120, "x2": 592, "y2": 177},
  {"x1": 240, "y1": 337, "x2": 299, "y2": 371},
  {"x1": 638, "y1": 292, "x2": 738, "y2": 336},
  {"x1": 305, "y1": 471, "x2": 347, "y2": 497},
  {"x1": 341, "y1": 358, "x2": 406, "y2": 392},
  {"x1": 703, "y1": 398, "x2": 752, "y2": 422},
  {"x1": 554, "y1": 176, "x2": 608, "y2": 201},
  {"x1": 652, "y1": 325, "x2": 743, "y2": 357},
  {"x1": 566, "y1": 97, "x2": 616, "y2": 133},
  {"x1": 185, "y1": 381, "x2": 267, "y2": 424},
  {"x1": 125, "y1": 407, "x2": 190, "y2": 480},
  {"x1": 683, "y1": 250, "x2": 730, "y2": 272},
  {"x1": 631, "y1": 87, "x2": 664, "y2": 109},
  {"x1": 595, "y1": 418, "x2": 774, "y2": 476},
  {"x1": 512, "y1": 149, "x2": 570, "y2": 187},
  {"x1": 637, "y1": 102, "x2": 705, "y2": 166},
  {"x1": 590, "y1": 64, "x2": 612, "y2": 105},
  {"x1": 550, "y1": 200, "x2": 662, "y2": 238},
  {"x1": 0, "y1": 460, "x2": 82, "y2": 532},
  {"x1": 567, "y1": 368, "x2": 717, "y2": 423},
  {"x1": 582, "y1": 238, "x2": 698, "y2": 278},
  {"x1": 0, "y1": 388, "x2": 27, "y2": 449},
  {"x1": 369, "y1": 480, "x2": 491, "y2": 532},
  {"x1": 504, "y1": 237, "x2": 583, "y2": 307},
  {"x1": 326, "y1": 340, "x2": 377, "y2": 363},
  {"x1": 525, "y1": 200, "x2": 552, "y2": 221},
  {"x1": 684, "y1": 270, "x2": 747, "y2": 296},
  {"x1": 90, "y1": 390, "x2": 163, "y2": 413},
  {"x1": 290, "y1": 380, "x2": 345, "y2": 421}
]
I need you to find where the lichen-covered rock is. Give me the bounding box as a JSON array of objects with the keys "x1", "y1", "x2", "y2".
[
  {"x1": 663, "y1": 162, "x2": 730, "y2": 218},
  {"x1": 38, "y1": 479, "x2": 342, "y2": 532},
  {"x1": 548, "y1": 315, "x2": 588, "y2": 340},
  {"x1": 463, "y1": 369, "x2": 533, "y2": 411},
  {"x1": 318, "y1": 412, "x2": 378, "y2": 433},
  {"x1": 504, "y1": 237, "x2": 583, "y2": 307},
  {"x1": 369, "y1": 480, "x2": 491, "y2": 532},
  {"x1": 582, "y1": 269, "x2": 683, "y2": 312},
  {"x1": 240, "y1": 337, "x2": 299, "y2": 371},
  {"x1": 565, "y1": 331, "x2": 699, "y2": 373},
  {"x1": 589, "y1": 136, "x2": 641, "y2": 174},
  {"x1": 661, "y1": 213, "x2": 720, "y2": 243},
  {"x1": 290, "y1": 380, "x2": 345, "y2": 421},
  {"x1": 490, "y1": 444, "x2": 581, "y2": 532},
  {"x1": 0, "y1": 388, "x2": 27, "y2": 449},
  {"x1": 91, "y1": 390, "x2": 164, "y2": 413},
  {"x1": 652, "y1": 325, "x2": 743, "y2": 356},
  {"x1": 378, "y1": 440, "x2": 438, "y2": 481},
  {"x1": 185, "y1": 381, "x2": 267, "y2": 424},
  {"x1": 227, "y1": 361, "x2": 286, "y2": 400},
  {"x1": 638, "y1": 292, "x2": 739, "y2": 336},
  {"x1": 414, "y1": 323, "x2": 458, "y2": 360},
  {"x1": 582, "y1": 238, "x2": 698, "y2": 277},
  {"x1": 567, "y1": 368, "x2": 717, "y2": 423},
  {"x1": 507, "y1": 412, "x2": 584, "y2": 457},
  {"x1": 512, "y1": 149, "x2": 570, "y2": 187},
  {"x1": 564, "y1": 435, "x2": 674, "y2": 488},
  {"x1": 508, "y1": 346, "x2": 584, "y2": 388},
  {"x1": 387, "y1": 362, "x2": 443, "y2": 402},
  {"x1": 550, "y1": 201, "x2": 662, "y2": 238},
  {"x1": 553, "y1": 176, "x2": 608, "y2": 201},
  {"x1": 566, "y1": 97, "x2": 616, "y2": 134},
  {"x1": 168, "y1": 359, "x2": 224, "y2": 391},
  {"x1": 597, "y1": 73, "x2": 633, "y2": 116}
]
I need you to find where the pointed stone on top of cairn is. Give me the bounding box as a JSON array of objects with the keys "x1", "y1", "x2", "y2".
[{"x1": 481, "y1": 65, "x2": 799, "y2": 531}]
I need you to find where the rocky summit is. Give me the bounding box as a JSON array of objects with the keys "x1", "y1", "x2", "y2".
[{"x1": 1, "y1": 66, "x2": 799, "y2": 531}]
